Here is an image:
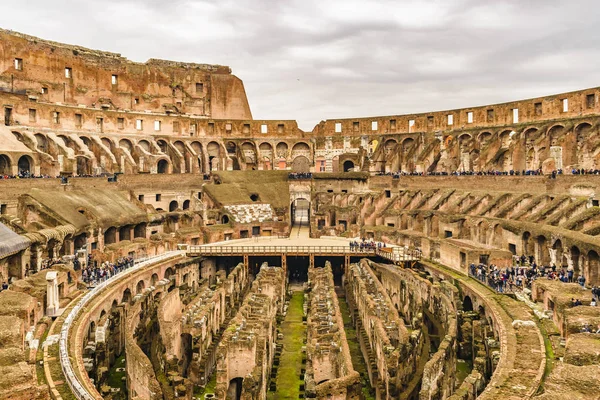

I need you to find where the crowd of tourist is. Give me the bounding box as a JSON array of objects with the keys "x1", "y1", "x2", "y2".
[
  {"x1": 571, "y1": 168, "x2": 600, "y2": 175},
  {"x1": 81, "y1": 256, "x2": 135, "y2": 286},
  {"x1": 375, "y1": 169, "x2": 562, "y2": 178},
  {"x1": 470, "y1": 254, "x2": 592, "y2": 295},
  {"x1": 288, "y1": 172, "x2": 313, "y2": 179},
  {"x1": 349, "y1": 239, "x2": 386, "y2": 252},
  {"x1": 0, "y1": 171, "x2": 55, "y2": 179}
]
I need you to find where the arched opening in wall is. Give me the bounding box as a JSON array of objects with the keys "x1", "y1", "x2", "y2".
[
  {"x1": 80, "y1": 136, "x2": 92, "y2": 150},
  {"x1": 291, "y1": 156, "x2": 310, "y2": 173},
  {"x1": 164, "y1": 267, "x2": 175, "y2": 281},
  {"x1": 138, "y1": 140, "x2": 151, "y2": 153},
  {"x1": 74, "y1": 233, "x2": 87, "y2": 251},
  {"x1": 477, "y1": 221, "x2": 487, "y2": 244},
  {"x1": 46, "y1": 239, "x2": 57, "y2": 259},
  {"x1": 157, "y1": 159, "x2": 169, "y2": 174},
  {"x1": 104, "y1": 227, "x2": 117, "y2": 245},
  {"x1": 17, "y1": 155, "x2": 32, "y2": 176},
  {"x1": 522, "y1": 231, "x2": 534, "y2": 256},
  {"x1": 0, "y1": 154, "x2": 11, "y2": 175},
  {"x1": 588, "y1": 250, "x2": 599, "y2": 285},
  {"x1": 458, "y1": 133, "x2": 472, "y2": 151},
  {"x1": 100, "y1": 137, "x2": 113, "y2": 150},
  {"x1": 548, "y1": 125, "x2": 566, "y2": 146},
  {"x1": 552, "y1": 239, "x2": 564, "y2": 267},
  {"x1": 401, "y1": 138, "x2": 416, "y2": 171},
  {"x1": 463, "y1": 296, "x2": 473, "y2": 312},
  {"x1": 402, "y1": 138, "x2": 415, "y2": 153},
  {"x1": 182, "y1": 200, "x2": 190, "y2": 210},
  {"x1": 226, "y1": 141, "x2": 237, "y2": 155},
  {"x1": 76, "y1": 156, "x2": 92, "y2": 176},
  {"x1": 119, "y1": 139, "x2": 133, "y2": 152},
  {"x1": 207, "y1": 141, "x2": 220, "y2": 171},
  {"x1": 60, "y1": 234, "x2": 72, "y2": 257},
  {"x1": 99, "y1": 309, "x2": 107, "y2": 320},
  {"x1": 134, "y1": 223, "x2": 147, "y2": 239},
  {"x1": 151, "y1": 273, "x2": 159, "y2": 287},
  {"x1": 221, "y1": 215, "x2": 230, "y2": 224},
  {"x1": 241, "y1": 142, "x2": 257, "y2": 166},
  {"x1": 173, "y1": 140, "x2": 185, "y2": 154},
  {"x1": 190, "y1": 141, "x2": 204, "y2": 173},
  {"x1": 136, "y1": 280, "x2": 145, "y2": 294},
  {"x1": 492, "y1": 224, "x2": 503, "y2": 248},
  {"x1": 343, "y1": 160, "x2": 355, "y2": 172},
  {"x1": 478, "y1": 132, "x2": 493, "y2": 147},
  {"x1": 384, "y1": 139, "x2": 397, "y2": 155},
  {"x1": 259, "y1": 142, "x2": 273, "y2": 170},
  {"x1": 119, "y1": 225, "x2": 131, "y2": 241},
  {"x1": 573, "y1": 122, "x2": 594, "y2": 167},
  {"x1": 35, "y1": 134, "x2": 48, "y2": 153},
  {"x1": 499, "y1": 130, "x2": 513, "y2": 148},
  {"x1": 111, "y1": 300, "x2": 118, "y2": 310},
  {"x1": 571, "y1": 246, "x2": 581, "y2": 277},
  {"x1": 276, "y1": 142, "x2": 288, "y2": 159},
  {"x1": 121, "y1": 288, "x2": 131, "y2": 304},
  {"x1": 157, "y1": 140, "x2": 168, "y2": 153},
  {"x1": 227, "y1": 377, "x2": 244, "y2": 400},
  {"x1": 523, "y1": 128, "x2": 541, "y2": 145},
  {"x1": 169, "y1": 201, "x2": 179, "y2": 212},
  {"x1": 291, "y1": 142, "x2": 310, "y2": 158},
  {"x1": 526, "y1": 148, "x2": 537, "y2": 171},
  {"x1": 291, "y1": 198, "x2": 310, "y2": 226}
]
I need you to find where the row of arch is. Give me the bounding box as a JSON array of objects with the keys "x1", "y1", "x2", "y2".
[{"x1": 0, "y1": 153, "x2": 34, "y2": 175}]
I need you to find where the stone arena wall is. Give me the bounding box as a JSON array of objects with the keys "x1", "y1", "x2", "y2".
[{"x1": 371, "y1": 263, "x2": 459, "y2": 400}]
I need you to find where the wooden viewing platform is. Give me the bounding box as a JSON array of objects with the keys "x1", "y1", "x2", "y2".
[{"x1": 183, "y1": 244, "x2": 420, "y2": 266}]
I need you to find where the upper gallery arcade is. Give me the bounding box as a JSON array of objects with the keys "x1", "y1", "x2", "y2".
[{"x1": 1, "y1": 28, "x2": 600, "y2": 177}]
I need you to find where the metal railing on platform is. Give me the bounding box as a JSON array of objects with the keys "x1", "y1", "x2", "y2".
[
  {"x1": 186, "y1": 245, "x2": 376, "y2": 256},
  {"x1": 184, "y1": 244, "x2": 422, "y2": 261}
]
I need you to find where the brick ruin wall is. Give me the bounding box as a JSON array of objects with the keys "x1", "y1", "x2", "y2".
[
  {"x1": 215, "y1": 264, "x2": 285, "y2": 400},
  {"x1": 306, "y1": 262, "x2": 361, "y2": 399}
]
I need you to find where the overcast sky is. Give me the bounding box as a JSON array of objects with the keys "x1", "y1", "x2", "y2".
[{"x1": 1, "y1": 0, "x2": 599, "y2": 130}]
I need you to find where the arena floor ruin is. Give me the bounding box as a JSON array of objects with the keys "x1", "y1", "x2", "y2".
[{"x1": 1, "y1": 29, "x2": 600, "y2": 400}]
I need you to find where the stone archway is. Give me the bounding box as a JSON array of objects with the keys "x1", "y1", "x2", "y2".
[
  {"x1": 343, "y1": 160, "x2": 355, "y2": 172},
  {"x1": 157, "y1": 159, "x2": 169, "y2": 174},
  {"x1": 0, "y1": 154, "x2": 11, "y2": 175},
  {"x1": 17, "y1": 155, "x2": 32, "y2": 176}
]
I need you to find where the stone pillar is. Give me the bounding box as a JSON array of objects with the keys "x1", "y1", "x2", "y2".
[
  {"x1": 46, "y1": 271, "x2": 59, "y2": 316},
  {"x1": 549, "y1": 248, "x2": 557, "y2": 266}
]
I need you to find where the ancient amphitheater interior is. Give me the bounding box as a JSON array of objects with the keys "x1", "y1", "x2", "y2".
[{"x1": 2, "y1": 27, "x2": 600, "y2": 400}]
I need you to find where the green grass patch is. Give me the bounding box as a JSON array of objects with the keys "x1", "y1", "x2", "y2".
[
  {"x1": 267, "y1": 291, "x2": 305, "y2": 400},
  {"x1": 105, "y1": 354, "x2": 127, "y2": 399}
]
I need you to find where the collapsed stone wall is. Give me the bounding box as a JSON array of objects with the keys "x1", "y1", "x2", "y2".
[
  {"x1": 182, "y1": 261, "x2": 249, "y2": 386},
  {"x1": 215, "y1": 264, "x2": 285, "y2": 400},
  {"x1": 305, "y1": 262, "x2": 361, "y2": 399},
  {"x1": 0, "y1": 28, "x2": 250, "y2": 119},
  {"x1": 345, "y1": 259, "x2": 421, "y2": 399},
  {"x1": 124, "y1": 290, "x2": 164, "y2": 400},
  {"x1": 371, "y1": 262, "x2": 459, "y2": 400}
]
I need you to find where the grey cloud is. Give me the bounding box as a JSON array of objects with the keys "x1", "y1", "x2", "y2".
[{"x1": 0, "y1": 0, "x2": 599, "y2": 129}]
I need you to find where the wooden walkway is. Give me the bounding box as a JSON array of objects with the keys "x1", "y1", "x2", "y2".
[{"x1": 184, "y1": 244, "x2": 420, "y2": 266}]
